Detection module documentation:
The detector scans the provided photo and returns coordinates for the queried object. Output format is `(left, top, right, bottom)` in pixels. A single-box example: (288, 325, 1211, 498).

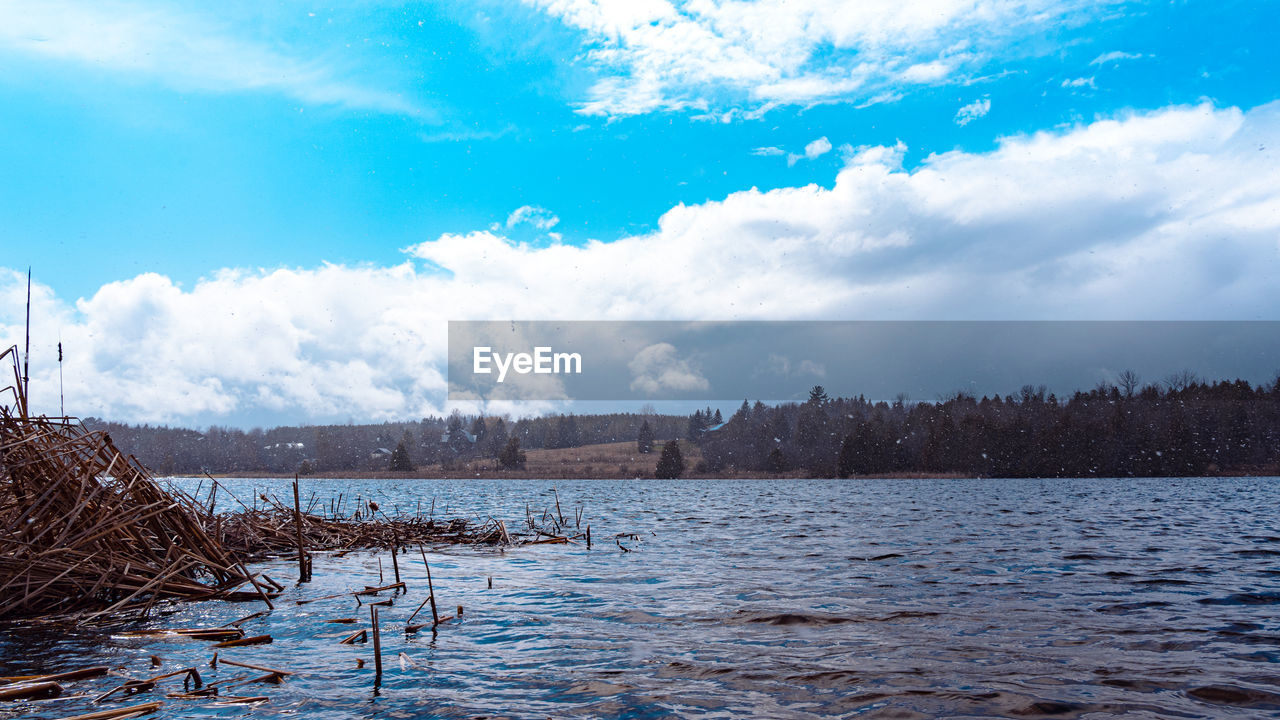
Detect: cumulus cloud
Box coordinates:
(4, 101, 1279, 425)
(0, 0, 420, 116)
(787, 136, 833, 166)
(954, 98, 991, 125)
(627, 343, 711, 395)
(520, 0, 1113, 116)
(506, 205, 561, 231)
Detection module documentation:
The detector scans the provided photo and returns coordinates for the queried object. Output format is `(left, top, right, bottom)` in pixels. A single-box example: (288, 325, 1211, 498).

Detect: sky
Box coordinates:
(1, 0, 1278, 427)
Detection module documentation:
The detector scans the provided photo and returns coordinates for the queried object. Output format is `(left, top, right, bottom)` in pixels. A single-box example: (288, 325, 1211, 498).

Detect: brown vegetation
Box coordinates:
(0, 345, 256, 619)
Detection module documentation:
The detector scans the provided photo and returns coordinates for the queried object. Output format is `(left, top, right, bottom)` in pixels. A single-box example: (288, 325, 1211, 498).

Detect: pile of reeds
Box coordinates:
(214, 496, 501, 560)
(0, 347, 253, 620)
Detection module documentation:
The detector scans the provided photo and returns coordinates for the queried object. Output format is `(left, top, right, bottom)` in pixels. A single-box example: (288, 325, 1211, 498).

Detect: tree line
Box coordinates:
(83, 411, 688, 475)
(82, 373, 1279, 478)
(698, 375, 1280, 477)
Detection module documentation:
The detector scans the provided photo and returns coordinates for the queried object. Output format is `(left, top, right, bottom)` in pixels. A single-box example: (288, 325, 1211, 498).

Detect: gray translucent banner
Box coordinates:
(447, 321, 1280, 403)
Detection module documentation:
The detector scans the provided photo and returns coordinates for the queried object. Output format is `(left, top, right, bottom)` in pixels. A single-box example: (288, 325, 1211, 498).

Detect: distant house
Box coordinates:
(439, 431, 477, 444)
(370, 447, 393, 461)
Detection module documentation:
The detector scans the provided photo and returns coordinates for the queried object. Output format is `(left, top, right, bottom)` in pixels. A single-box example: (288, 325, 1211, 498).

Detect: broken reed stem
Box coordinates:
(405, 595, 431, 626)
(370, 605, 383, 678)
(292, 477, 308, 582)
(235, 561, 274, 611)
(389, 533, 401, 586)
(418, 545, 440, 628)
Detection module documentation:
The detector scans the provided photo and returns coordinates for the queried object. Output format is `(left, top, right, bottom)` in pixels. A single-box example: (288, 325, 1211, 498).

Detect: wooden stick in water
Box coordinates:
(0, 681, 62, 700)
(370, 606, 383, 678)
(338, 629, 367, 644)
(53, 701, 164, 720)
(389, 537, 401, 586)
(234, 561, 273, 611)
(292, 477, 308, 582)
(217, 658, 293, 676)
(418, 545, 440, 627)
(405, 595, 431, 626)
(356, 582, 404, 595)
(222, 611, 268, 629)
(211, 634, 272, 648)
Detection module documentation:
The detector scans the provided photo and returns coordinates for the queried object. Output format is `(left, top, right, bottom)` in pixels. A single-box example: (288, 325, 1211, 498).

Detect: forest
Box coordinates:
(84, 373, 1280, 478)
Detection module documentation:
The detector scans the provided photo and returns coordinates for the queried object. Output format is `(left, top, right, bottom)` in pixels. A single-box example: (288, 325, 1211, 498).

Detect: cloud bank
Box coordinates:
(3, 102, 1278, 425)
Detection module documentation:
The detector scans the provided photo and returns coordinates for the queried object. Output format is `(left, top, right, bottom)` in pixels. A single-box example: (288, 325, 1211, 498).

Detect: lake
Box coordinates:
(3, 477, 1279, 719)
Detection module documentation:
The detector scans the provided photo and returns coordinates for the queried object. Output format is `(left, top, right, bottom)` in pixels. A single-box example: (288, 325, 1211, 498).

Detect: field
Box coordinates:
(211, 441, 978, 480)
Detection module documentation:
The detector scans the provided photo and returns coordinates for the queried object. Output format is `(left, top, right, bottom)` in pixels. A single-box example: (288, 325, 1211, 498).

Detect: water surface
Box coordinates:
(3, 477, 1279, 718)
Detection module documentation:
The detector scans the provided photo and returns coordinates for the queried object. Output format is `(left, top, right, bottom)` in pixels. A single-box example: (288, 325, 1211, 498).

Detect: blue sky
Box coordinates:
(1, 0, 1278, 426)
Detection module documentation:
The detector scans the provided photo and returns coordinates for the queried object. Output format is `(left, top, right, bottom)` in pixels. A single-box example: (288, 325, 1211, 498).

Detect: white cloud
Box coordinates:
(521, 0, 1112, 116)
(955, 98, 991, 125)
(900, 60, 951, 84)
(805, 136, 833, 159)
(788, 135, 832, 165)
(506, 205, 561, 231)
(761, 354, 826, 378)
(627, 343, 710, 395)
(752, 146, 786, 156)
(5, 102, 1279, 425)
(0, 0, 420, 115)
(1062, 76, 1097, 89)
(1091, 51, 1145, 65)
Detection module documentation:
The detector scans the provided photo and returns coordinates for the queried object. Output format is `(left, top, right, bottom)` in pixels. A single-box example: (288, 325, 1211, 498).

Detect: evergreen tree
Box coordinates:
(551, 414, 581, 449)
(655, 439, 685, 479)
(713, 408, 723, 424)
(808, 385, 830, 405)
(498, 437, 526, 470)
(389, 439, 414, 472)
(637, 419, 654, 454)
(470, 416, 487, 443)
(686, 410, 706, 441)
(486, 418, 509, 457)
(766, 447, 786, 474)
(836, 434, 856, 478)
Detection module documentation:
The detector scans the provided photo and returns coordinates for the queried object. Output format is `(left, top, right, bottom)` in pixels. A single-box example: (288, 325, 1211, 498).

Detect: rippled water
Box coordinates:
(4, 477, 1280, 719)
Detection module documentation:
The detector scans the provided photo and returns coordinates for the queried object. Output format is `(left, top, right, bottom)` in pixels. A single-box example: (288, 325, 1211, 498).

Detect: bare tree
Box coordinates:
(1117, 370, 1141, 398)
(1163, 369, 1199, 392)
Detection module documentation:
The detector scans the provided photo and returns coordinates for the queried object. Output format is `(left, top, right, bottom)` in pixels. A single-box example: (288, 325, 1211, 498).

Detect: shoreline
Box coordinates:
(193, 468, 1278, 481)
